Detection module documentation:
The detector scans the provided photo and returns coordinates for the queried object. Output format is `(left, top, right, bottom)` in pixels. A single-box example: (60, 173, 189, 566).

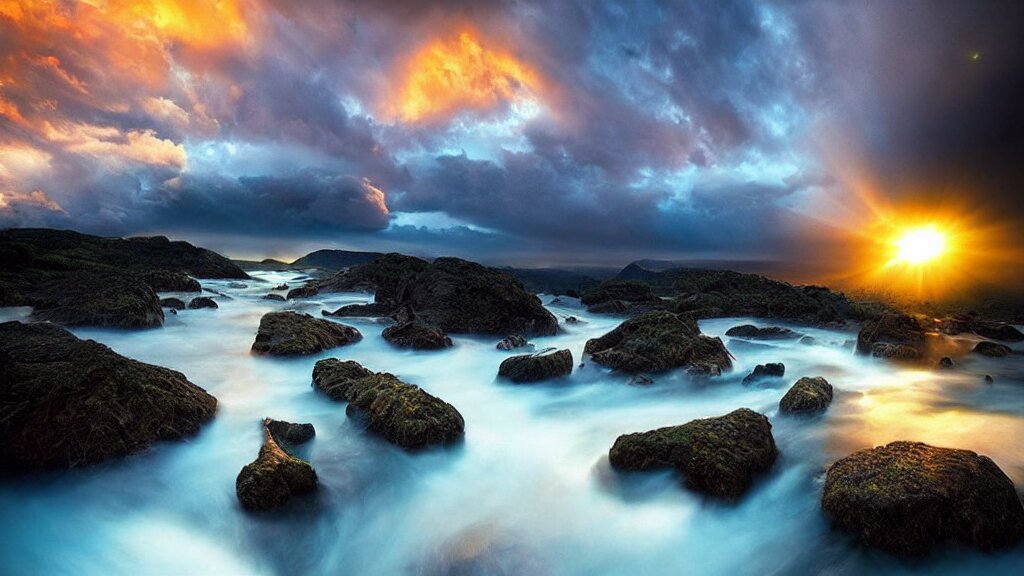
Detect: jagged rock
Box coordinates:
(311, 359, 464, 449)
(30, 273, 164, 329)
(741, 362, 785, 385)
(286, 285, 319, 300)
(235, 419, 317, 511)
(609, 408, 777, 499)
(584, 311, 732, 374)
(938, 356, 955, 369)
(580, 280, 664, 314)
(187, 296, 218, 309)
(497, 349, 573, 383)
(274, 283, 289, 291)
(973, 341, 1012, 357)
(856, 314, 925, 358)
(142, 270, 201, 292)
(381, 306, 453, 350)
(779, 376, 833, 413)
(871, 343, 922, 360)
(822, 441, 1024, 555)
(160, 297, 186, 310)
(938, 316, 1024, 342)
(496, 335, 530, 351)
(265, 418, 315, 445)
(725, 324, 801, 339)
(0, 321, 217, 473)
(263, 293, 286, 301)
(251, 311, 361, 356)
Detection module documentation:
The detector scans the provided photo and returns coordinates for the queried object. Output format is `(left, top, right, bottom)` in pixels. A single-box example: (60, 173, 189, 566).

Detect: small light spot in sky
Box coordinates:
(971, 51, 981, 61)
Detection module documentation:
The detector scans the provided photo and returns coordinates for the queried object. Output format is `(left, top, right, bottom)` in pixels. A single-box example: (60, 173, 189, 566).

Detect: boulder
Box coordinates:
(580, 280, 664, 315)
(584, 311, 732, 374)
(381, 306, 452, 350)
(187, 296, 218, 309)
(0, 321, 217, 473)
(30, 273, 164, 329)
(251, 311, 361, 356)
(822, 441, 1024, 555)
(265, 418, 315, 445)
(496, 334, 531, 351)
(973, 341, 1012, 357)
(262, 293, 286, 302)
(799, 335, 817, 346)
(273, 283, 289, 291)
(311, 359, 464, 449)
(160, 297, 186, 310)
(608, 408, 777, 499)
(938, 316, 1024, 342)
(779, 376, 833, 413)
(725, 324, 801, 339)
(741, 362, 785, 385)
(235, 419, 317, 511)
(286, 285, 319, 300)
(141, 270, 201, 292)
(938, 356, 955, 369)
(497, 349, 573, 383)
(856, 314, 925, 357)
(871, 343, 922, 360)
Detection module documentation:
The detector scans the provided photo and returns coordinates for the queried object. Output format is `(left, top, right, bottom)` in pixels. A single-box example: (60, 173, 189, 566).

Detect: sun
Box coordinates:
(891, 225, 947, 265)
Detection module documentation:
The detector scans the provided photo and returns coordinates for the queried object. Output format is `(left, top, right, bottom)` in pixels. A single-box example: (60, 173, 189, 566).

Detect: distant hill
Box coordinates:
(290, 249, 383, 271)
(501, 267, 609, 296)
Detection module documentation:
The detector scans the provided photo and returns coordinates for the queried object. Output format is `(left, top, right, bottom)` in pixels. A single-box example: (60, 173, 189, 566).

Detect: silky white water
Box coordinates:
(1, 270, 1022, 575)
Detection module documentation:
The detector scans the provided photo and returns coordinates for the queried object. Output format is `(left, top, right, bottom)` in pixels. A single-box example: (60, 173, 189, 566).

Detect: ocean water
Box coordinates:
(1, 270, 1022, 575)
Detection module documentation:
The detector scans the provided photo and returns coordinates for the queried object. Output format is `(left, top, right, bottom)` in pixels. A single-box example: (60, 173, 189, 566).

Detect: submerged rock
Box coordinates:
(973, 341, 1012, 357)
(262, 293, 286, 302)
(187, 296, 218, 309)
(235, 419, 317, 511)
(496, 334, 531, 351)
(779, 376, 833, 414)
(608, 408, 777, 499)
(381, 306, 453, 350)
(741, 362, 785, 385)
(312, 359, 464, 449)
(251, 311, 361, 356)
(0, 321, 217, 474)
(273, 283, 289, 291)
(856, 314, 925, 358)
(584, 311, 732, 374)
(160, 297, 186, 310)
(497, 349, 573, 383)
(725, 324, 801, 339)
(822, 441, 1024, 556)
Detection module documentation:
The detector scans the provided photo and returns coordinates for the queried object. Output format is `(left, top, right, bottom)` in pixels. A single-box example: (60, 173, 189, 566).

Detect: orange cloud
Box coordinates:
(0, 189, 64, 213)
(392, 30, 547, 124)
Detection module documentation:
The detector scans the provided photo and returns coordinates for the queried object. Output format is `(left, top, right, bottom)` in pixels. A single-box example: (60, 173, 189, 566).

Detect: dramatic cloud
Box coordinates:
(2, 0, 1021, 271)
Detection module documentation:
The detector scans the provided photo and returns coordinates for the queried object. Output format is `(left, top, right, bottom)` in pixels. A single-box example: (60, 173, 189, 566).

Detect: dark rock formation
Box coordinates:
(265, 418, 315, 445)
(274, 283, 289, 291)
(822, 441, 1024, 555)
(381, 306, 452, 350)
(286, 285, 319, 299)
(496, 334, 530, 351)
(142, 270, 201, 292)
(311, 359, 464, 449)
(799, 335, 817, 346)
(187, 296, 218, 310)
(317, 255, 558, 336)
(584, 311, 732, 374)
(741, 362, 785, 385)
(779, 376, 833, 413)
(251, 311, 361, 356)
(235, 419, 317, 511)
(289, 249, 383, 271)
(608, 408, 777, 499)
(497, 349, 573, 383)
(938, 356, 955, 369)
(856, 314, 926, 358)
(0, 321, 217, 474)
(725, 324, 801, 339)
(938, 316, 1024, 342)
(263, 293, 286, 302)
(580, 280, 664, 315)
(160, 297, 186, 310)
(973, 341, 1012, 357)
(29, 273, 164, 328)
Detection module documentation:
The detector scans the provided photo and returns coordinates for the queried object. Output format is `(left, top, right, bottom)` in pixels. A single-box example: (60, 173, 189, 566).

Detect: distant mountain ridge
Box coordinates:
(234, 249, 383, 273)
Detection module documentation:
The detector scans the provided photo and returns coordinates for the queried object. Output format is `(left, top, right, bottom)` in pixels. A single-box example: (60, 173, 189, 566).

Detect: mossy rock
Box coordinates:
(381, 309, 453, 350)
(0, 321, 217, 473)
(236, 420, 317, 511)
(608, 408, 777, 499)
(779, 376, 833, 413)
(725, 324, 800, 339)
(141, 270, 201, 292)
(187, 296, 218, 310)
(312, 359, 464, 449)
(741, 362, 785, 385)
(822, 441, 1024, 555)
(497, 349, 573, 383)
(251, 311, 361, 356)
(973, 341, 1012, 357)
(265, 418, 315, 445)
(31, 273, 164, 328)
(160, 297, 186, 310)
(584, 311, 732, 374)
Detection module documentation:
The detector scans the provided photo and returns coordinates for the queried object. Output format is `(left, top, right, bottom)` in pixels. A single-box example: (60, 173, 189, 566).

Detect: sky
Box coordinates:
(1, 0, 1022, 279)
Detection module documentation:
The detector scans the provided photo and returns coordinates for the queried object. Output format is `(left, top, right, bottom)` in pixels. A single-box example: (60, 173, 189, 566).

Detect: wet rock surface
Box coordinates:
(856, 314, 925, 358)
(235, 419, 317, 511)
(381, 306, 453, 350)
(497, 349, 573, 383)
(779, 376, 833, 413)
(741, 362, 785, 385)
(496, 334, 531, 351)
(584, 311, 732, 374)
(973, 341, 1012, 357)
(822, 441, 1024, 556)
(187, 296, 218, 309)
(725, 324, 801, 339)
(251, 311, 361, 356)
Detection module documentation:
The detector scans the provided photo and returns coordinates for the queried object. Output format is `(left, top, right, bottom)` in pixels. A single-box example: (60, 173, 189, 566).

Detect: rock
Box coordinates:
(286, 285, 319, 299)
(0, 322, 217, 473)
(323, 302, 394, 318)
(311, 359, 464, 449)
(417, 524, 544, 576)
(263, 293, 286, 301)
(497, 349, 573, 383)
(381, 306, 453, 350)
(856, 314, 925, 357)
(984, 374, 994, 384)
(30, 273, 164, 329)
(822, 441, 1024, 556)
(565, 316, 580, 324)
(938, 316, 1024, 342)
(496, 334, 530, 351)
(273, 283, 289, 291)
(799, 335, 817, 346)
(779, 376, 833, 413)
(580, 280, 664, 315)
(938, 356, 955, 369)
(973, 341, 1012, 357)
(187, 296, 218, 309)
(235, 419, 317, 511)
(584, 311, 732, 374)
(871, 343, 922, 360)
(160, 297, 186, 310)
(725, 324, 801, 339)
(141, 270, 201, 292)
(317, 255, 559, 336)
(630, 374, 654, 385)
(251, 311, 361, 356)
(741, 362, 785, 385)
(227, 282, 248, 289)
(587, 300, 629, 314)
(608, 408, 777, 499)
(265, 418, 315, 445)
